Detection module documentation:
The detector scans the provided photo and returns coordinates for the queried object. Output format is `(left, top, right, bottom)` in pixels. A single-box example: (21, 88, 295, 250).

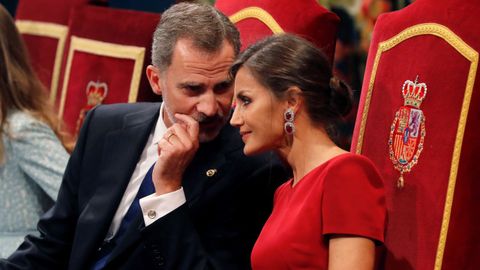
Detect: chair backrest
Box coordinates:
(15, 0, 88, 104)
(351, 0, 480, 269)
(57, 5, 160, 136)
(215, 0, 339, 64)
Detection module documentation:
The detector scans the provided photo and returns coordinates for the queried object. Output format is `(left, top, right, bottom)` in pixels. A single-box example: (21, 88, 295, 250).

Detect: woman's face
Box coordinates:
(230, 66, 286, 155)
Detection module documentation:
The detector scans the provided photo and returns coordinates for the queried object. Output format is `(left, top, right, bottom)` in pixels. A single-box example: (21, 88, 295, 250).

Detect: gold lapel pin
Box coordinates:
(206, 169, 217, 177)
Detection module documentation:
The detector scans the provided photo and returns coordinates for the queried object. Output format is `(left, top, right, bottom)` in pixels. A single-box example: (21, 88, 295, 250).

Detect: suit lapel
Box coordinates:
(182, 142, 226, 206)
(71, 104, 160, 270)
(105, 211, 144, 266)
(183, 124, 243, 207)
(103, 145, 229, 268)
(103, 119, 244, 268)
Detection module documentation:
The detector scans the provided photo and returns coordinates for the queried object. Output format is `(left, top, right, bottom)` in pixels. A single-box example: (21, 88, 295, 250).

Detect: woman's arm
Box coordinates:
(328, 235, 375, 270)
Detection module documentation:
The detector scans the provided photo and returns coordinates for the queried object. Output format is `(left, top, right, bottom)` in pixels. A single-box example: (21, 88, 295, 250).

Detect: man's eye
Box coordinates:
(185, 85, 202, 92)
(214, 81, 232, 94)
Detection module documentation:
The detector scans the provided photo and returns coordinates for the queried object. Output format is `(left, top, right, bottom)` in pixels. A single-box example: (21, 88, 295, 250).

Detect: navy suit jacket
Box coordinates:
(1, 103, 289, 269)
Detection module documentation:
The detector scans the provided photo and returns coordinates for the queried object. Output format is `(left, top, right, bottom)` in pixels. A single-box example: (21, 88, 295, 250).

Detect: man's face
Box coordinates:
(148, 38, 236, 142)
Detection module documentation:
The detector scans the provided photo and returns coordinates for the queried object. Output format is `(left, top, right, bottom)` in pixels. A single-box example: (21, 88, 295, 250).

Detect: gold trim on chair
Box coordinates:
(16, 20, 68, 104)
(229, 7, 284, 34)
(355, 23, 478, 270)
(58, 36, 146, 118)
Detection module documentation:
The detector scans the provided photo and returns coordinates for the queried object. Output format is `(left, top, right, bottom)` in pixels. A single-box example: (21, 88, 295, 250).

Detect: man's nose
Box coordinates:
(196, 91, 219, 116)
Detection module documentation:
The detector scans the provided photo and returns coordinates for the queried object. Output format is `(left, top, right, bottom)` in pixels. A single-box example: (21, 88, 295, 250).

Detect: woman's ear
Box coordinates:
(285, 86, 303, 112)
(146, 65, 162, 95)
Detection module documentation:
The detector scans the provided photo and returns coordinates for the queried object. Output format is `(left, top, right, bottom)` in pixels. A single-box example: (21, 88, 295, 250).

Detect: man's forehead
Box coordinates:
(173, 38, 235, 62)
(176, 75, 232, 88)
(172, 55, 233, 80)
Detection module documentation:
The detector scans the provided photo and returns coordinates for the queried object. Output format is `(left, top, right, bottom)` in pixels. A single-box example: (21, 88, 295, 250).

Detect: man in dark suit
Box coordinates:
(0, 3, 288, 269)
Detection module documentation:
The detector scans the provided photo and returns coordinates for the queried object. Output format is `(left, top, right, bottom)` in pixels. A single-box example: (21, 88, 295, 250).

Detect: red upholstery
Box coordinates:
(351, 0, 480, 269)
(15, 0, 88, 104)
(57, 5, 160, 136)
(215, 0, 339, 64)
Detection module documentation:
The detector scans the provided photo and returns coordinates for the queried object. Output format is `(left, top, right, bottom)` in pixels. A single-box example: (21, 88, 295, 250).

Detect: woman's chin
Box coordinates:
(243, 144, 269, 156)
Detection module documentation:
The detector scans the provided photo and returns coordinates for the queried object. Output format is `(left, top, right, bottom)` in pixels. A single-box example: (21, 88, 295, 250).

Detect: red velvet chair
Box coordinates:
(57, 5, 160, 136)
(351, 0, 480, 269)
(215, 0, 339, 64)
(15, 0, 88, 104)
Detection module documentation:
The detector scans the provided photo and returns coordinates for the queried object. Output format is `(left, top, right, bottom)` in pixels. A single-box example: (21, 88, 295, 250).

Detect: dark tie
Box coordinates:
(91, 163, 156, 270)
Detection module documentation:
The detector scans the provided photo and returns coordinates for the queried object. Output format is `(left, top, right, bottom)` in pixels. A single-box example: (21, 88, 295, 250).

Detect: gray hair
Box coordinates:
(151, 2, 240, 70)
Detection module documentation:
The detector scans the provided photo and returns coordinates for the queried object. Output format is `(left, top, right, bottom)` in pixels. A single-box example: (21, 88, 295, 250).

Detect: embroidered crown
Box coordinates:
(86, 81, 108, 106)
(402, 76, 427, 108)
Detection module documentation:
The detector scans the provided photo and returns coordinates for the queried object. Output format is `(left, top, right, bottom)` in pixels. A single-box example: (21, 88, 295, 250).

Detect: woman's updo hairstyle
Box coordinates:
(230, 33, 353, 140)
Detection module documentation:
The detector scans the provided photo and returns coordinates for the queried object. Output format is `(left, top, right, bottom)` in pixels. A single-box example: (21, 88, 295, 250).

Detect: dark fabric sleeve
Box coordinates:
(322, 155, 386, 243)
(134, 154, 289, 270)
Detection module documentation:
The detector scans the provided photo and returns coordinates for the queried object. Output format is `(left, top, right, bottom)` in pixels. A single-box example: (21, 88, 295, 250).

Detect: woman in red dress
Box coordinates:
(230, 34, 386, 270)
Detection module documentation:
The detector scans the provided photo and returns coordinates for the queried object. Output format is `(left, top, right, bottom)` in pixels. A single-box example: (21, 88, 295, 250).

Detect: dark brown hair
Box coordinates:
(230, 33, 353, 141)
(151, 2, 240, 71)
(0, 4, 71, 162)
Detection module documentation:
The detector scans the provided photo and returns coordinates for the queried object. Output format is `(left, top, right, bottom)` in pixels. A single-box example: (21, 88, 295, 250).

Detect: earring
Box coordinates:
(284, 108, 295, 135)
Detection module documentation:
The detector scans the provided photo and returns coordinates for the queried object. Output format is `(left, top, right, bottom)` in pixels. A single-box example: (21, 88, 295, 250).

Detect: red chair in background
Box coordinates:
(15, 0, 88, 104)
(57, 5, 160, 136)
(215, 0, 338, 64)
(351, 0, 480, 269)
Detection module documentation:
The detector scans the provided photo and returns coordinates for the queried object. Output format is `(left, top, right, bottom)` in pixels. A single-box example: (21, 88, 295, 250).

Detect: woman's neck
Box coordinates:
(278, 121, 347, 187)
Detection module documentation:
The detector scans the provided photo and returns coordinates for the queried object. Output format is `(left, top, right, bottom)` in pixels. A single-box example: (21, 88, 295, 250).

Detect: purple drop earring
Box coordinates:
(284, 108, 295, 135)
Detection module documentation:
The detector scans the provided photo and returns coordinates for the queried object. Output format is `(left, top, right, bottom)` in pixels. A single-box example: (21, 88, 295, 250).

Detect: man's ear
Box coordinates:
(285, 86, 303, 112)
(146, 65, 162, 95)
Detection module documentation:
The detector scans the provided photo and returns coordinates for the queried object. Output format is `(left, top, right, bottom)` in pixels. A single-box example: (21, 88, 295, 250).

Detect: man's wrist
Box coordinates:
(153, 180, 182, 195)
(139, 187, 186, 226)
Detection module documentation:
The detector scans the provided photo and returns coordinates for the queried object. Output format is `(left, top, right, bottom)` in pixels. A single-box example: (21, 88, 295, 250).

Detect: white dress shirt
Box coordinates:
(105, 104, 186, 240)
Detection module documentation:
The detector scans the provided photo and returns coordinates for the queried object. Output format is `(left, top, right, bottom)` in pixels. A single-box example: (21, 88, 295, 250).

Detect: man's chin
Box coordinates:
(198, 127, 223, 143)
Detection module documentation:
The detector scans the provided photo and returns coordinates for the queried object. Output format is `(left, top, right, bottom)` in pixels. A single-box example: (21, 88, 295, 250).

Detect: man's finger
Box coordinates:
(175, 113, 199, 139)
(170, 124, 190, 147)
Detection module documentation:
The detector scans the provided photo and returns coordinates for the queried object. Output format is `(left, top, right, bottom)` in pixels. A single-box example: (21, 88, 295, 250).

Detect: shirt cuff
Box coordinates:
(139, 187, 186, 226)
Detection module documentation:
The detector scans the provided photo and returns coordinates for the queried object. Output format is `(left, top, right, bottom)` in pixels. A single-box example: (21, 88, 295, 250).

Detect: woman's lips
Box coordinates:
(240, 131, 251, 142)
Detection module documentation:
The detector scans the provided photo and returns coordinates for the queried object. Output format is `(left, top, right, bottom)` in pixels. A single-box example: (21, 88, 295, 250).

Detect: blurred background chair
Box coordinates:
(56, 5, 160, 137)
(14, 0, 88, 105)
(351, 0, 480, 269)
(215, 0, 338, 64)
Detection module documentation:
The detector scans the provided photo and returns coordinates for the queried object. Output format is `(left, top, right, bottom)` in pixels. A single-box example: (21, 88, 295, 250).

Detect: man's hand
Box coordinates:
(152, 113, 199, 195)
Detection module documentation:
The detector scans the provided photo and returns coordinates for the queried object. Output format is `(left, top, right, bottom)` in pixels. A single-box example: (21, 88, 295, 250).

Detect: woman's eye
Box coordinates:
(239, 95, 251, 106)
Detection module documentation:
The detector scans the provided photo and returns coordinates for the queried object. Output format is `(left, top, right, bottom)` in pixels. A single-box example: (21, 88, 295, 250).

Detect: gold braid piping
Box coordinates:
(58, 36, 145, 118)
(229, 6, 284, 34)
(16, 20, 68, 104)
(356, 23, 478, 270)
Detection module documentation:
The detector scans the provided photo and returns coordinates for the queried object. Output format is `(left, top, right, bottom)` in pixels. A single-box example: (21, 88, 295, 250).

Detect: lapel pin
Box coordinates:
(206, 169, 217, 177)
